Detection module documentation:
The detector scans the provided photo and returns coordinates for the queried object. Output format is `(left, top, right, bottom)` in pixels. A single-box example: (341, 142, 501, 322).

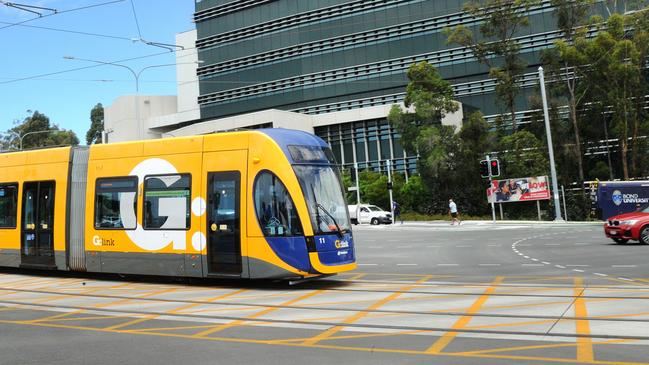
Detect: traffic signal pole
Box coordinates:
(486, 155, 496, 223)
(387, 161, 394, 225)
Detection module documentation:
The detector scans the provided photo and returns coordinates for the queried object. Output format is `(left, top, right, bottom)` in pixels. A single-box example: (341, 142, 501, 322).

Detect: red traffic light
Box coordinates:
(491, 161, 497, 167)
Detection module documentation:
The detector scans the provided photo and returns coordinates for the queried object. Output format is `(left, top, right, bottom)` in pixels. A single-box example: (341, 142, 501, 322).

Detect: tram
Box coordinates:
(0, 129, 356, 279)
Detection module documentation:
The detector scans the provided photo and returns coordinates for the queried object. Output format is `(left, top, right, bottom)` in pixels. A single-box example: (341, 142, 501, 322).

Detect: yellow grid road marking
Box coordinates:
(301, 275, 433, 346)
(166, 288, 249, 314)
(193, 289, 325, 337)
(574, 277, 594, 362)
(457, 338, 634, 355)
(426, 276, 504, 354)
(104, 315, 158, 330)
(2, 318, 649, 365)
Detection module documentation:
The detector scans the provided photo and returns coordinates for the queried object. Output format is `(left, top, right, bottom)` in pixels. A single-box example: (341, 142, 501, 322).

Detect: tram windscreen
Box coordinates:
(293, 165, 351, 235)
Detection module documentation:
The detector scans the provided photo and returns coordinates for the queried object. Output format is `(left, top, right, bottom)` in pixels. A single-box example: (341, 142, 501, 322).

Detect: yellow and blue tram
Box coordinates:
(0, 129, 356, 279)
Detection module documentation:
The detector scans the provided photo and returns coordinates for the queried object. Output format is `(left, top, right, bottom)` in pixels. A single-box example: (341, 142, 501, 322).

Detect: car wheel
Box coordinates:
(370, 218, 379, 225)
(612, 238, 628, 244)
(640, 226, 649, 245)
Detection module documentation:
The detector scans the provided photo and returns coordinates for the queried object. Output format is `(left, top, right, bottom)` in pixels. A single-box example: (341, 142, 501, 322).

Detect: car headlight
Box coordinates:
(619, 220, 638, 225)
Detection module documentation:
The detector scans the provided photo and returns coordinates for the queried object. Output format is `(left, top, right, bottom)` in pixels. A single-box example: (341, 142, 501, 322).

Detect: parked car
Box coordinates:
(348, 204, 392, 225)
(604, 204, 649, 244)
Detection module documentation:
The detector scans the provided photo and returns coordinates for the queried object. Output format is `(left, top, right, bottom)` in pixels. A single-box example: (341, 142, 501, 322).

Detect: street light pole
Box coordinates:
(19, 130, 52, 150)
(539, 66, 564, 222)
(63, 57, 203, 140)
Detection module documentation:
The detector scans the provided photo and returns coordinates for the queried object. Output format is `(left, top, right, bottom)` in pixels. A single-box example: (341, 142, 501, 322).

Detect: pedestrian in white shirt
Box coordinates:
(448, 198, 460, 225)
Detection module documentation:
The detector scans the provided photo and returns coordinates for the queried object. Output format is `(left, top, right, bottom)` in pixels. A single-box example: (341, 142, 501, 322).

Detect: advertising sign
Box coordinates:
(594, 181, 649, 220)
(487, 176, 551, 203)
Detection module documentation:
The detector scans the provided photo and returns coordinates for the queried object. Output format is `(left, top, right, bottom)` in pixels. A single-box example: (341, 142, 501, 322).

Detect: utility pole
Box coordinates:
(486, 155, 496, 223)
(539, 67, 564, 221)
(387, 160, 394, 225)
(354, 162, 360, 204)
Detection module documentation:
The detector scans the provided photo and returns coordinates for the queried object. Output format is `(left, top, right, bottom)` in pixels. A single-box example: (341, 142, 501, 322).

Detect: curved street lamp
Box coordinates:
(6, 130, 52, 150)
(63, 56, 203, 140)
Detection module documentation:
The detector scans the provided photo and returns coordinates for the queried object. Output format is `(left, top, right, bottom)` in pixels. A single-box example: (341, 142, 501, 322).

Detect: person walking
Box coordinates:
(448, 198, 460, 225)
(392, 201, 402, 224)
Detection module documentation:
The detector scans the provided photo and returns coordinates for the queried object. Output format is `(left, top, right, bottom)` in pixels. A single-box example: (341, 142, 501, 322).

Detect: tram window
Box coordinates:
(143, 174, 191, 230)
(254, 171, 302, 237)
(0, 183, 18, 228)
(288, 145, 336, 164)
(94, 177, 138, 230)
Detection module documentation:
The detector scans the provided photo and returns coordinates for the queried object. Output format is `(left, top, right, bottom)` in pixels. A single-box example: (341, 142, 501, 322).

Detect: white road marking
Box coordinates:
(617, 277, 635, 282)
(397, 264, 418, 266)
(437, 264, 459, 266)
(456, 245, 473, 248)
(542, 262, 551, 265)
(566, 265, 590, 267)
(594, 273, 608, 277)
(479, 264, 501, 266)
(612, 265, 638, 268)
(545, 243, 561, 246)
(573, 269, 585, 273)
(522, 264, 543, 266)
(555, 265, 566, 269)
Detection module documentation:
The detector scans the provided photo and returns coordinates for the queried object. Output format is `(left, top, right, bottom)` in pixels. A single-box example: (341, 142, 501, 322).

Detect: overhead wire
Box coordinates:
(0, 0, 126, 30)
(129, 0, 142, 39)
(0, 21, 133, 41)
(0, 50, 183, 85)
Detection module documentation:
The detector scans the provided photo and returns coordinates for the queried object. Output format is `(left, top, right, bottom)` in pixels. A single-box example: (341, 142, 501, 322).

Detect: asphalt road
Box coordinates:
(351, 222, 649, 283)
(1, 222, 648, 365)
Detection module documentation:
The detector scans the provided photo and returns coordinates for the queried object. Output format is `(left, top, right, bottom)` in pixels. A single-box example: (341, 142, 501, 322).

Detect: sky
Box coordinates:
(0, 0, 196, 144)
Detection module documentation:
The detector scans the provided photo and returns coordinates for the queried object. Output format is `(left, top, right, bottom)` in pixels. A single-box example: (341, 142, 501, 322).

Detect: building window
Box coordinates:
(143, 174, 191, 230)
(0, 183, 18, 228)
(95, 177, 138, 229)
(253, 171, 302, 237)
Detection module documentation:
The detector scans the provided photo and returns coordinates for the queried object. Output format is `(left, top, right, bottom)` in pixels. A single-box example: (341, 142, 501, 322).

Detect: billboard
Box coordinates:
(487, 176, 551, 203)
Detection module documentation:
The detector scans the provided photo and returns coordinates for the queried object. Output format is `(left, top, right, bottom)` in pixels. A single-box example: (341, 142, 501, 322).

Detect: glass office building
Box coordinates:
(192, 0, 610, 173)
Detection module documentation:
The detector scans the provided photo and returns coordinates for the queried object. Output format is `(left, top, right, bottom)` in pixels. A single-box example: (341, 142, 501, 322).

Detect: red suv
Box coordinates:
(604, 204, 649, 244)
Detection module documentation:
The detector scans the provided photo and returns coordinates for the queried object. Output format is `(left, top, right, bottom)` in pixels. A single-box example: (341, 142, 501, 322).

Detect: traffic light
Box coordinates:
(387, 181, 393, 190)
(479, 160, 489, 178)
(490, 159, 500, 177)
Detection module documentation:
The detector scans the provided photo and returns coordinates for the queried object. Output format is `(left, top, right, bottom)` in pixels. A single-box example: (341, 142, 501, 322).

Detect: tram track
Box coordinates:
(1, 296, 648, 342)
(1, 284, 648, 326)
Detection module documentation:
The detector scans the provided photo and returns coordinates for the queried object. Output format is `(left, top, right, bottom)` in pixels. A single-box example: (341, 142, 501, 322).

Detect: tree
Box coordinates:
(576, 14, 646, 179)
(499, 130, 549, 177)
(1, 111, 79, 150)
(388, 62, 458, 152)
(447, 0, 538, 131)
(86, 103, 104, 145)
(550, 0, 594, 183)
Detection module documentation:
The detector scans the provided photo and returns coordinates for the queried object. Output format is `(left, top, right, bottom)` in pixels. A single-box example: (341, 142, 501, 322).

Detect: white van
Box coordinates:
(348, 204, 392, 225)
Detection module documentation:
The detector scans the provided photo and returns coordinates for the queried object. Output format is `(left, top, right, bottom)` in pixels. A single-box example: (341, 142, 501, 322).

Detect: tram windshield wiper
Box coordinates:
(316, 203, 344, 237)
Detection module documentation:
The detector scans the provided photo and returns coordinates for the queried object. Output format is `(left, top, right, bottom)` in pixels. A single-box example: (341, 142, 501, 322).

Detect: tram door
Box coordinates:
(202, 150, 246, 276)
(21, 181, 56, 268)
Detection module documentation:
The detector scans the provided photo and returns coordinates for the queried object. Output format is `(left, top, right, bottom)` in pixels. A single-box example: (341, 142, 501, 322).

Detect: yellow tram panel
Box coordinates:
(0, 147, 71, 254)
(85, 139, 204, 255)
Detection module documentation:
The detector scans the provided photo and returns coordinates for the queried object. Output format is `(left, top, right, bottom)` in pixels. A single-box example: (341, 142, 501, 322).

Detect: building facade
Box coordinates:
(108, 1, 615, 174)
(190, 0, 612, 172)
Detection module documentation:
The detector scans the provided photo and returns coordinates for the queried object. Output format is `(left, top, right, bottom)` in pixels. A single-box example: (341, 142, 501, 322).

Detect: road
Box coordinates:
(1, 222, 648, 365)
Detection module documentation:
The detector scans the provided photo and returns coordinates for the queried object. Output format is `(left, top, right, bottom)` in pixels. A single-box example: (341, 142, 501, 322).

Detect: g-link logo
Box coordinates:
(92, 235, 116, 247)
(335, 239, 349, 249)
